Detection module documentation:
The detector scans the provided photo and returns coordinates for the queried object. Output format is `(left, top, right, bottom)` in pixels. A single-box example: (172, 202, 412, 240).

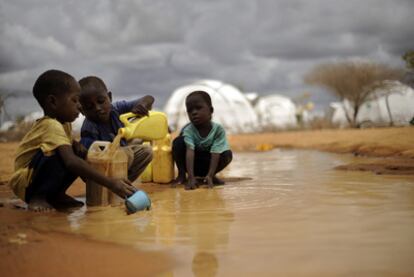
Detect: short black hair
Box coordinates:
(78, 76, 108, 96)
(186, 90, 212, 107)
(33, 69, 77, 108)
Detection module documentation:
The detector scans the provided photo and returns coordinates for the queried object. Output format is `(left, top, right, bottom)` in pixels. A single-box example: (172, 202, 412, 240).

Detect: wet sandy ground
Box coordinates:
(1, 127, 413, 276)
(2, 149, 413, 276)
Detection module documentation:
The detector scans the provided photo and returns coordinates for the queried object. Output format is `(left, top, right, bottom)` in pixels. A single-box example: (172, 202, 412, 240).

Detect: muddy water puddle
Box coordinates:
(32, 149, 414, 276)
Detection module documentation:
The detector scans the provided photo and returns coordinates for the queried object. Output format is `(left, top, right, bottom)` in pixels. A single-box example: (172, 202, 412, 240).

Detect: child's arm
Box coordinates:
(131, 95, 154, 117)
(72, 140, 88, 159)
(57, 145, 137, 198)
(205, 153, 220, 188)
(185, 148, 197, 190)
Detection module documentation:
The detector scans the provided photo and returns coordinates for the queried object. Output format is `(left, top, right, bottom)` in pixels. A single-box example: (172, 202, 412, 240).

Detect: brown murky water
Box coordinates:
(32, 150, 414, 276)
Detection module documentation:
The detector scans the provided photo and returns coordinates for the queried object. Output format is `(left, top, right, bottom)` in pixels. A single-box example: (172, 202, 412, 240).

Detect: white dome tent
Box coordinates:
(328, 102, 349, 128)
(254, 95, 298, 130)
(329, 81, 414, 127)
(164, 80, 259, 134)
(357, 81, 414, 126)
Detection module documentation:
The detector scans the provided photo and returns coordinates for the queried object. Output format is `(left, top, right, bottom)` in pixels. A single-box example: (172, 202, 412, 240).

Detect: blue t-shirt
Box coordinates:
(182, 122, 230, 153)
(80, 100, 138, 149)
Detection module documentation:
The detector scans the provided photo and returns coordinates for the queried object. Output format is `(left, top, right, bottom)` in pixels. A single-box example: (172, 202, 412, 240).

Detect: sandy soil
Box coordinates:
(228, 126, 414, 157)
(228, 126, 414, 175)
(0, 127, 413, 276)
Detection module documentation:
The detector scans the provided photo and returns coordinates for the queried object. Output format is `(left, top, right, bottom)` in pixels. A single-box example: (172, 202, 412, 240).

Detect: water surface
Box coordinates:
(32, 149, 414, 276)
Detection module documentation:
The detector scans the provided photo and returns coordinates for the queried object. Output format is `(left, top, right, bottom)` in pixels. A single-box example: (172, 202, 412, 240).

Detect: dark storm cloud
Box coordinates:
(250, 0, 414, 60)
(0, 0, 412, 111)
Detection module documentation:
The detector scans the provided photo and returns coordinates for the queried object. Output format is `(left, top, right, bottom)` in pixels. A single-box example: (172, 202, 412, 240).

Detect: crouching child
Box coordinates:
(9, 70, 136, 211)
(172, 91, 233, 190)
(78, 76, 153, 183)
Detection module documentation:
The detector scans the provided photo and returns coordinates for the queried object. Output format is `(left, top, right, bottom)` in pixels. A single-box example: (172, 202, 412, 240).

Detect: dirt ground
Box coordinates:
(0, 126, 413, 276)
(228, 126, 414, 175)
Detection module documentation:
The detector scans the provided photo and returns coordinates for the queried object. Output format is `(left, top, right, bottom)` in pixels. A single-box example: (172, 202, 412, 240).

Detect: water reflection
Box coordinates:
(28, 149, 414, 276)
(192, 252, 218, 277)
(51, 188, 234, 255)
(158, 188, 233, 276)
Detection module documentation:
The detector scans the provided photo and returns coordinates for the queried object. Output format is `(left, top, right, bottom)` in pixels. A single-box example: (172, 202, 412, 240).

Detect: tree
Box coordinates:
(304, 61, 403, 127)
(402, 50, 414, 88)
(403, 50, 414, 69)
(0, 93, 11, 126)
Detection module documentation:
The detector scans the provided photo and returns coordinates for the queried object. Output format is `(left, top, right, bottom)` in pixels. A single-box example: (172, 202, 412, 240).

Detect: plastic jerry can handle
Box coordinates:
(119, 112, 147, 126)
(119, 112, 149, 139)
(119, 111, 168, 141)
(88, 141, 111, 153)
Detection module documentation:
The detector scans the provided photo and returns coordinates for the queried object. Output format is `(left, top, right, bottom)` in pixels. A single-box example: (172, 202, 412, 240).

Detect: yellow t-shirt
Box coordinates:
(9, 117, 72, 200)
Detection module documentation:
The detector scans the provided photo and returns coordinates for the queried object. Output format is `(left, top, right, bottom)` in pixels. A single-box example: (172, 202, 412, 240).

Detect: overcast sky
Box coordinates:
(0, 0, 413, 113)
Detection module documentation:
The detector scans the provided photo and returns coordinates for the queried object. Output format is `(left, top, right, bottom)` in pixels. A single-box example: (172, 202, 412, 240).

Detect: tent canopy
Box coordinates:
(254, 95, 298, 129)
(329, 81, 414, 127)
(164, 80, 259, 134)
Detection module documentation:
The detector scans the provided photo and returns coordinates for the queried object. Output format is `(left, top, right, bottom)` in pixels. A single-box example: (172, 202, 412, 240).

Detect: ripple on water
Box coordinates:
(25, 149, 414, 276)
(217, 182, 293, 210)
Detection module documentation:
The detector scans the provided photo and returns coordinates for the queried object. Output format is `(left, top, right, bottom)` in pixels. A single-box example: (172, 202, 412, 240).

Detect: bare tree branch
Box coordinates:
(304, 61, 404, 127)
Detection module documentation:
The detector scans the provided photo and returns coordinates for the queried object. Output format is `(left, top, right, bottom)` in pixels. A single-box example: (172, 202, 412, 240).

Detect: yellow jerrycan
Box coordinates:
(119, 111, 168, 141)
(152, 134, 174, 183)
(86, 141, 128, 206)
(140, 142, 153, 183)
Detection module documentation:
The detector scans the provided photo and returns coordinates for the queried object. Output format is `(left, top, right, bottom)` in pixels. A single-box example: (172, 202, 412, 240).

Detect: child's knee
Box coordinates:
(142, 144, 153, 160)
(222, 150, 233, 164)
(172, 136, 185, 150)
(130, 144, 153, 166)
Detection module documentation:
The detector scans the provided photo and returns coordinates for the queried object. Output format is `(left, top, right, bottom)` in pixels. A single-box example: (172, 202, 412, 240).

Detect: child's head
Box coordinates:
(185, 91, 213, 126)
(78, 76, 112, 124)
(33, 69, 81, 123)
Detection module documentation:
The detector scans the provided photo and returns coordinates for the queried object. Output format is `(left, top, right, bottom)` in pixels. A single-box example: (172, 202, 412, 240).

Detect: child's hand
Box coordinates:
(185, 177, 197, 190)
(110, 178, 137, 198)
(132, 95, 154, 116)
(131, 104, 149, 117)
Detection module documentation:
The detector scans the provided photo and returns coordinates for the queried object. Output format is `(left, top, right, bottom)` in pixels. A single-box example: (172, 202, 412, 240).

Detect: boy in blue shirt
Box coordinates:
(10, 70, 137, 211)
(172, 91, 233, 190)
(79, 76, 154, 183)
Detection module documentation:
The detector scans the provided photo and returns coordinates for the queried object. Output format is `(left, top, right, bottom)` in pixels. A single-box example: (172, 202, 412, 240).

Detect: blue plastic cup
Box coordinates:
(125, 190, 151, 213)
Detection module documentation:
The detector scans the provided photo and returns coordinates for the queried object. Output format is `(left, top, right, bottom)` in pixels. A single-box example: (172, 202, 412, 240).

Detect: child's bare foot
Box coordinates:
(212, 176, 225, 185)
(28, 197, 54, 212)
(185, 184, 197, 190)
(50, 194, 84, 209)
(203, 176, 214, 188)
(185, 178, 197, 190)
(171, 175, 187, 188)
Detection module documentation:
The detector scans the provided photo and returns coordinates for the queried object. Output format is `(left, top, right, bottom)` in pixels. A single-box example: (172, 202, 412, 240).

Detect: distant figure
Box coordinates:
(172, 91, 232, 190)
(78, 76, 153, 182)
(9, 70, 137, 212)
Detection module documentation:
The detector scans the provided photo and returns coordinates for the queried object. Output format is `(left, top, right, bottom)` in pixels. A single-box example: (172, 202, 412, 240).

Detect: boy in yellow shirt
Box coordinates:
(9, 70, 137, 211)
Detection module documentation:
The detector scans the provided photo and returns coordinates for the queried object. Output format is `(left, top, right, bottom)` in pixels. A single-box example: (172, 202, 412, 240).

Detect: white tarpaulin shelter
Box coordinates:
(164, 80, 259, 134)
(329, 81, 414, 127)
(254, 95, 298, 130)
